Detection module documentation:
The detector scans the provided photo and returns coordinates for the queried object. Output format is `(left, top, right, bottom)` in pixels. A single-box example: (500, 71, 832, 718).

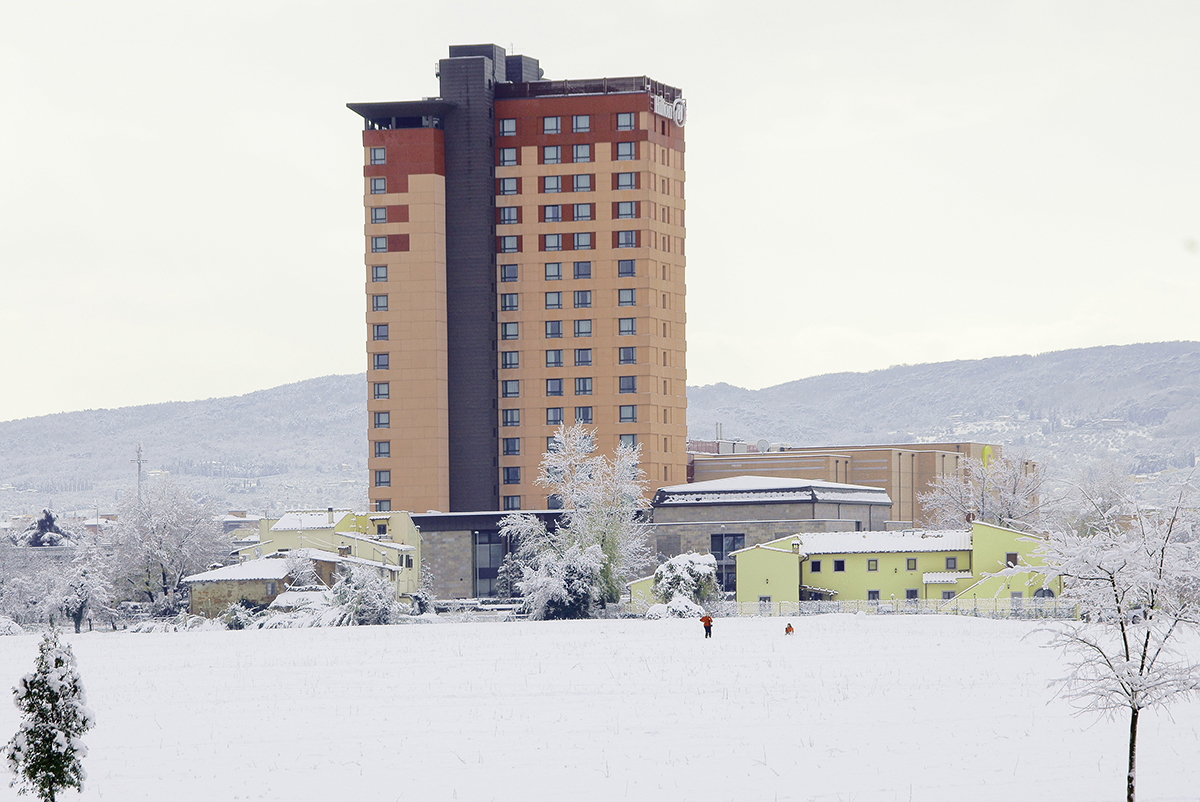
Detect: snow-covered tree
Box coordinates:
(111, 480, 228, 613)
(652, 552, 719, 608)
(1026, 482, 1200, 802)
(324, 565, 404, 626)
(58, 549, 112, 634)
(5, 631, 94, 801)
(918, 453, 1047, 530)
(8, 512, 76, 548)
(500, 423, 654, 619)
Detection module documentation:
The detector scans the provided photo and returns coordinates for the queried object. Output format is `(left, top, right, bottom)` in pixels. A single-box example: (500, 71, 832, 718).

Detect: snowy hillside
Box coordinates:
(689, 341, 1200, 477)
(0, 617, 1196, 801)
(2, 342, 1198, 517)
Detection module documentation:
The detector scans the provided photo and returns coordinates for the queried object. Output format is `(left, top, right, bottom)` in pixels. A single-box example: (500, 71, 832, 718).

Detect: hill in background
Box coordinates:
(3, 342, 1197, 517)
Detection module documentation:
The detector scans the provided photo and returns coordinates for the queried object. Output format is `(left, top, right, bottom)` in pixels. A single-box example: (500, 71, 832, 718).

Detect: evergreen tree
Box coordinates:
(5, 631, 94, 801)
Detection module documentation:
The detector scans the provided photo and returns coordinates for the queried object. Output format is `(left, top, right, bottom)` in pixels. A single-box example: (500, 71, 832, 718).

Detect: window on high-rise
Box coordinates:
(373, 382, 389, 399)
(572, 174, 592, 193)
(369, 147, 386, 164)
(619, 405, 637, 423)
(502, 437, 520, 455)
(499, 177, 518, 195)
(543, 234, 562, 252)
(617, 231, 637, 248)
(573, 261, 591, 279)
(370, 177, 386, 194)
(618, 289, 635, 306)
(545, 350, 563, 368)
(501, 380, 519, 398)
(502, 409, 520, 427)
(615, 172, 635, 190)
(572, 115, 590, 133)
(546, 407, 564, 425)
(616, 201, 636, 220)
(500, 293, 518, 311)
(616, 112, 635, 131)
(501, 351, 519, 369)
(618, 318, 636, 336)
(575, 377, 592, 395)
(500, 322, 518, 340)
(544, 321, 562, 339)
(545, 262, 562, 281)
(573, 290, 591, 308)
(617, 259, 635, 277)
(545, 291, 562, 309)
(572, 144, 590, 163)
(575, 406, 593, 424)
(619, 376, 637, 394)
(543, 145, 561, 165)
(619, 433, 637, 448)
(546, 378, 563, 397)
(371, 207, 387, 224)
(372, 265, 387, 282)
(373, 353, 389, 370)
(374, 470, 391, 487)
(498, 207, 518, 225)
(573, 203, 592, 221)
(616, 142, 636, 161)
(574, 348, 591, 366)
(503, 495, 521, 511)
(619, 347, 636, 365)
(543, 176, 561, 193)
(371, 237, 387, 253)
(503, 467, 520, 485)
(373, 324, 388, 341)
(573, 232, 592, 250)
(543, 116, 561, 135)
(374, 441, 390, 458)
(500, 264, 518, 282)
(498, 147, 517, 166)
(574, 320, 592, 338)
(498, 118, 516, 136)
(543, 205, 562, 222)
(499, 236, 519, 253)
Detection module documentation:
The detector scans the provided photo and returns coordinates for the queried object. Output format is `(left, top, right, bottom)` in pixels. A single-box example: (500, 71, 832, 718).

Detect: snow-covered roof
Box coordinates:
(269, 590, 331, 609)
(922, 571, 974, 585)
(653, 476, 891, 507)
(288, 548, 402, 571)
(182, 559, 292, 584)
(762, 530, 972, 556)
(224, 513, 262, 523)
(270, 510, 354, 531)
(800, 585, 838, 596)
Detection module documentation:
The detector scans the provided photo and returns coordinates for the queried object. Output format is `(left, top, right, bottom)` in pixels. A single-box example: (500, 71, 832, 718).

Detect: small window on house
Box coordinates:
(1006, 552, 1019, 568)
(867, 590, 880, 601)
(833, 560, 845, 572)
(906, 558, 917, 571)
(906, 589, 919, 600)
(867, 559, 878, 572)
(946, 557, 958, 570)
(809, 560, 822, 573)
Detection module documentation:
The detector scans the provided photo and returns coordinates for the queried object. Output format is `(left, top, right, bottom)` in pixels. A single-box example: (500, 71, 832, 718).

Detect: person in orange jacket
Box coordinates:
(700, 614, 713, 638)
(785, 622, 794, 635)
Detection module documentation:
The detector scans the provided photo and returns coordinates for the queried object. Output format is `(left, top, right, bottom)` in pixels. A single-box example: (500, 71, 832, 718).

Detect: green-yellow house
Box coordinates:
(238, 509, 422, 598)
(732, 521, 1062, 607)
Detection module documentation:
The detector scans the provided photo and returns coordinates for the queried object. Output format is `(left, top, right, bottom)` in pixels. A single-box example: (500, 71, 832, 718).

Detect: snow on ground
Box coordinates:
(1, 615, 1198, 801)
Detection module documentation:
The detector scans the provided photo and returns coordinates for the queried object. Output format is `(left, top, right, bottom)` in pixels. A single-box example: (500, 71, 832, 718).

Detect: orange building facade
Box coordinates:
(351, 44, 687, 514)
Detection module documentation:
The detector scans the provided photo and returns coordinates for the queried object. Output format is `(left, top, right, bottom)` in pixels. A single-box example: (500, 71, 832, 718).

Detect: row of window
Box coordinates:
(501, 260, 636, 281)
(809, 557, 961, 573)
(501, 288, 635, 310)
(500, 376, 638, 397)
(498, 434, 637, 457)
(500, 318, 637, 339)
(497, 141, 638, 166)
(497, 172, 639, 195)
(501, 347, 638, 369)
(498, 232, 638, 252)
(498, 112, 637, 137)
(497, 202, 640, 223)
(500, 406, 638, 427)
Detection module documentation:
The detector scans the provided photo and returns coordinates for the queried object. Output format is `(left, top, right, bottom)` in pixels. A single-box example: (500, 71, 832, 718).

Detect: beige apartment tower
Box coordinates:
(350, 44, 687, 513)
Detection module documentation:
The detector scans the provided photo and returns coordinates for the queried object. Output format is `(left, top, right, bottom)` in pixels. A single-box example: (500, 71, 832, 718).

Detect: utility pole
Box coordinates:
(131, 443, 147, 502)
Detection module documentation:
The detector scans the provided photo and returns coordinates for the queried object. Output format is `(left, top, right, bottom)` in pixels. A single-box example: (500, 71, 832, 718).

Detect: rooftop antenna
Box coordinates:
(131, 443, 147, 502)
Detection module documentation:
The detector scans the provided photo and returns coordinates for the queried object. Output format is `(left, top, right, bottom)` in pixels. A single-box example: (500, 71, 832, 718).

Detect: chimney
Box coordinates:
(327, 507, 334, 524)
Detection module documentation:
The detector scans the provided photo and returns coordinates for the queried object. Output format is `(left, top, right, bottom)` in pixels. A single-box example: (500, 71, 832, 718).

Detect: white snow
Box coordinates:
(181, 558, 292, 583)
(655, 475, 891, 506)
(0, 617, 1197, 801)
(791, 529, 973, 555)
(268, 510, 353, 531)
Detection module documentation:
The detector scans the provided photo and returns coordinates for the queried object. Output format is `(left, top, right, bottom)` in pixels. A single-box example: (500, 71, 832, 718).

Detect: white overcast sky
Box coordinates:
(2, 1, 1197, 423)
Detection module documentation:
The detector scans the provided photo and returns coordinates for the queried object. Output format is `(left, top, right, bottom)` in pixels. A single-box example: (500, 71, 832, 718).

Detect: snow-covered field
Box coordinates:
(2, 615, 1198, 801)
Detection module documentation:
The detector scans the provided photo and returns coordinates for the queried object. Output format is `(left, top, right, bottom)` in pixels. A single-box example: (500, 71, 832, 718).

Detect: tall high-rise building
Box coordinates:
(350, 44, 687, 514)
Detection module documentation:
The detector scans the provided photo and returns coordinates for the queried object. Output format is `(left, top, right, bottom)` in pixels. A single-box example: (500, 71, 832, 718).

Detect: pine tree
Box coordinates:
(5, 631, 94, 801)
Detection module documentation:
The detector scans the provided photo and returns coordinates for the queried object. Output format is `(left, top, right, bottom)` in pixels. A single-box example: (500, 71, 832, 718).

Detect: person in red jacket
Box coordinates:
(700, 614, 713, 638)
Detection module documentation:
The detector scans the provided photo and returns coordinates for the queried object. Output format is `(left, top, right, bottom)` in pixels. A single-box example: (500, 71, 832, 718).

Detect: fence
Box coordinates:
(701, 597, 1078, 620)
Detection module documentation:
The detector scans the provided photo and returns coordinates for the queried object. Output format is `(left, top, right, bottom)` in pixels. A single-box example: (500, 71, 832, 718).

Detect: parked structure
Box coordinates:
(351, 44, 688, 514)
(731, 521, 1061, 605)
